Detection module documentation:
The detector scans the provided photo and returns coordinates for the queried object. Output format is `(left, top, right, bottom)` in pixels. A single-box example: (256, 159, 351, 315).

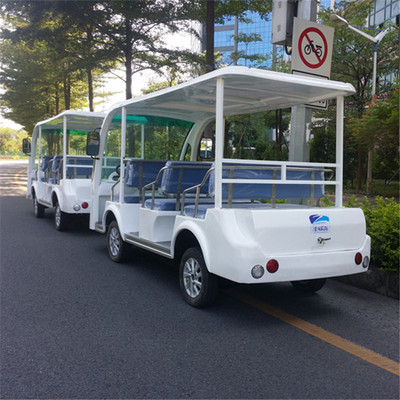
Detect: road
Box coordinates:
(1, 161, 399, 399)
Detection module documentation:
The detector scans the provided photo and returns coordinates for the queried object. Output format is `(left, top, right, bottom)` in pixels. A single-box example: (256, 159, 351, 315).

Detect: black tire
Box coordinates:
(54, 202, 69, 231)
(33, 194, 45, 218)
(179, 247, 219, 308)
(291, 278, 327, 293)
(107, 220, 127, 263)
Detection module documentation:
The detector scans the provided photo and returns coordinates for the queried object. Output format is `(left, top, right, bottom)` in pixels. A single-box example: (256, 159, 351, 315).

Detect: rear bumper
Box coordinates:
(213, 235, 371, 284)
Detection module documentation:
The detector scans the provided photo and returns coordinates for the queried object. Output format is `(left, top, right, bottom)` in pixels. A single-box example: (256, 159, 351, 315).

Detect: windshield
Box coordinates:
(40, 128, 90, 156)
(101, 114, 193, 181)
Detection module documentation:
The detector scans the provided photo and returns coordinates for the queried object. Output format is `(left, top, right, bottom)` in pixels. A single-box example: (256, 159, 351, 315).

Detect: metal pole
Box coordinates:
(366, 45, 378, 195)
(63, 115, 67, 181)
(372, 44, 378, 97)
(120, 107, 127, 204)
(336, 95, 344, 207)
(289, 0, 317, 164)
(214, 77, 224, 209)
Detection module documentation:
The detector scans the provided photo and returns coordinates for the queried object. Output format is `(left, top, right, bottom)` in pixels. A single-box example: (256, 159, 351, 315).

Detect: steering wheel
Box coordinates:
(108, 172, 119, 182)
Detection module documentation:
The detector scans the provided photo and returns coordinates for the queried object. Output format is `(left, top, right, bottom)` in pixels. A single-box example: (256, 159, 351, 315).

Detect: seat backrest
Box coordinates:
(66, 157, 93, 178)
(51, 155, 63, 172)
(208, 163, 325, 200)
(125, 160, 166, 188)
(160, 161, 213, 196)
(40, 156, 53, 171)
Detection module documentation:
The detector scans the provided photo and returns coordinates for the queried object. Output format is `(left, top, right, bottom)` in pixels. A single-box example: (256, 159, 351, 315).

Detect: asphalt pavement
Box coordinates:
(1, 161, 399, 399)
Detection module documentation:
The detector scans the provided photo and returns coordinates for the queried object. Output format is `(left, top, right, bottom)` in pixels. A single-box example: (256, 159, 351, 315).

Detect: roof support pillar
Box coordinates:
(214, 77, 224, 209)
(335, 95, 344, 207)
(119, 106, 127, 204)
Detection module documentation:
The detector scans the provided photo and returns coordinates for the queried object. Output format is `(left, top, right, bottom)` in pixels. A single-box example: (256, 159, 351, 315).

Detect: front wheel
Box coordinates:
(33, 194, 45, 218)
(54, 202, 69, 231)
(179, 247, 219, 308)
(107, 220, 127, 263)
(291, 278, 326, 293)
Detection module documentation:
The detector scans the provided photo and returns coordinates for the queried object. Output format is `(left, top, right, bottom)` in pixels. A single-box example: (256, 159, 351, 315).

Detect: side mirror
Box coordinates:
(22, 138, 31, 154)
(86, 128, 100, 156)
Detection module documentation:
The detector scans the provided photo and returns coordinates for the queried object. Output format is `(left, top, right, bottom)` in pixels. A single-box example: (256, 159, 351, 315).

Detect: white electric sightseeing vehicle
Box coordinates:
(85, 66, 370, 307)
(23, 110, 105, 230)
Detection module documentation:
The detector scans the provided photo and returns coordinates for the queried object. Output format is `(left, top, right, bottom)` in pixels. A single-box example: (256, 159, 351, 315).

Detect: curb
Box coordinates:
(337, 265, 399, 299)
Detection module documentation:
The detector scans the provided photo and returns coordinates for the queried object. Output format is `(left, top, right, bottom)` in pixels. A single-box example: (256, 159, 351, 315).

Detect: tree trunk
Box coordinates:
(125, 16, 133, 99)
(54, 83, 60, 114)
(88, 68, 94, 111)
(356, 149, 365, 193)
(205, 0, 215, 73)
(86, 26, 94, 111)
(63, 76, 71, 110)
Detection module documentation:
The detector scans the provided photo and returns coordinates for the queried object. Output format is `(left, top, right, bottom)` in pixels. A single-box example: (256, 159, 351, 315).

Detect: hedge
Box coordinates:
(345, 196, 399, 274)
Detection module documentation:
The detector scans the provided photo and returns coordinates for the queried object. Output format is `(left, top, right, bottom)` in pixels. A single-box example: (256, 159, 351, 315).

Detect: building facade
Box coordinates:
(214, 0, 335, 68)
(213, 0, 399, 69)
(369, 0, 400, 26)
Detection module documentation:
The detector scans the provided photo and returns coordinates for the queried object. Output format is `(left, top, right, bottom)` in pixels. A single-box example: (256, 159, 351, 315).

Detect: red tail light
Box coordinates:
(266, 259, 279, 273)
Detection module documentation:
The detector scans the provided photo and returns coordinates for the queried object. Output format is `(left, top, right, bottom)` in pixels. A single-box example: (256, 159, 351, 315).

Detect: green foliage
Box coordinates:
(346, 196, 400, 274)
(320, 2, 398, 115)
(0, 1, 111, 131)
(309, 2, 399, 191)
(0, 126, 27, 155)
(224, 110, 289, 160)
(230, 32, 268, 67)
(310, 128, 336, 163)
(347, 83, 399, 185)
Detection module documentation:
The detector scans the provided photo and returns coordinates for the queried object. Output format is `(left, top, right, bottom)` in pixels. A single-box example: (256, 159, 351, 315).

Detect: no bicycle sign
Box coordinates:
(291, 17, 334, 79)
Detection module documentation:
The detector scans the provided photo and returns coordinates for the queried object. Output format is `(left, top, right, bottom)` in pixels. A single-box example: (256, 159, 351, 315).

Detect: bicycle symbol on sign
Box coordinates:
(304, 40, 323, 58)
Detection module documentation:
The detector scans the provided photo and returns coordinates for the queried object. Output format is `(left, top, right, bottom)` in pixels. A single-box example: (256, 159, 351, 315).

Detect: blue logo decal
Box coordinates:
(309, 214, 330, 225)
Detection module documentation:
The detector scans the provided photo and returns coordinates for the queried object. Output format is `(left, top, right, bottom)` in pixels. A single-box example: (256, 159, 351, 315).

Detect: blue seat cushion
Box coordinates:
(144, 197, 213, 211)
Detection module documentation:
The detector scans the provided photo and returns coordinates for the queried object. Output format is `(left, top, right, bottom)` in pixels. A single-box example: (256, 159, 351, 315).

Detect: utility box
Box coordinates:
(271, 0, 318, 46)
(271, 0, 296, 46)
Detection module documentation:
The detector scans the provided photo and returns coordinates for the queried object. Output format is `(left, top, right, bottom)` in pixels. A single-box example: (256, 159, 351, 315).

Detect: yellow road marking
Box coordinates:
(14, 167, 27, 190)
(225, 288, 400, 377)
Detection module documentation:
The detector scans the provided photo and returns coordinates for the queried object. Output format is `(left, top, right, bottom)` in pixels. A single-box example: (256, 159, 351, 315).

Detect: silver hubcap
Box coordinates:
(183, 257, 202, 298)
(109, 227, 120, 257)
(55, 205, 61, 226)
(34, 198, 38, 214)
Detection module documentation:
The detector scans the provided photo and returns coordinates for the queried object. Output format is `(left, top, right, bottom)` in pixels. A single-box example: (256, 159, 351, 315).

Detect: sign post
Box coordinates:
(289, 18, 334, 164)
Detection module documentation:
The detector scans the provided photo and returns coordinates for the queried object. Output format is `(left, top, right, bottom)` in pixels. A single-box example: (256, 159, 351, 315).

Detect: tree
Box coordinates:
(48, 1, 119, 111)
(316, 1, 399, 192)
(0, 1, 104, 131)
(349, 84, 399, 184)
(183, 0, 273, 73)
(230, 32, 268, 67)
(94, 0, 202, 99)
(0, 126, 26, 154)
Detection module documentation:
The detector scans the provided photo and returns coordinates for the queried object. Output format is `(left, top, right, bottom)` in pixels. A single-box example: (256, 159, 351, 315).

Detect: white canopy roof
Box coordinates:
(109, 66, 356, 122)
(32, 110, 105, 136)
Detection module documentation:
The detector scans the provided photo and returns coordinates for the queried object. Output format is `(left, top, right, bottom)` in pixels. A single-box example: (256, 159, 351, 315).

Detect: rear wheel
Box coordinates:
(54, 202, 69, 231)
(107, 220, 127, 263)
(291, 278, 327, 293)
(33, 194, 45, 218)
(179, 247, 219, 308)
